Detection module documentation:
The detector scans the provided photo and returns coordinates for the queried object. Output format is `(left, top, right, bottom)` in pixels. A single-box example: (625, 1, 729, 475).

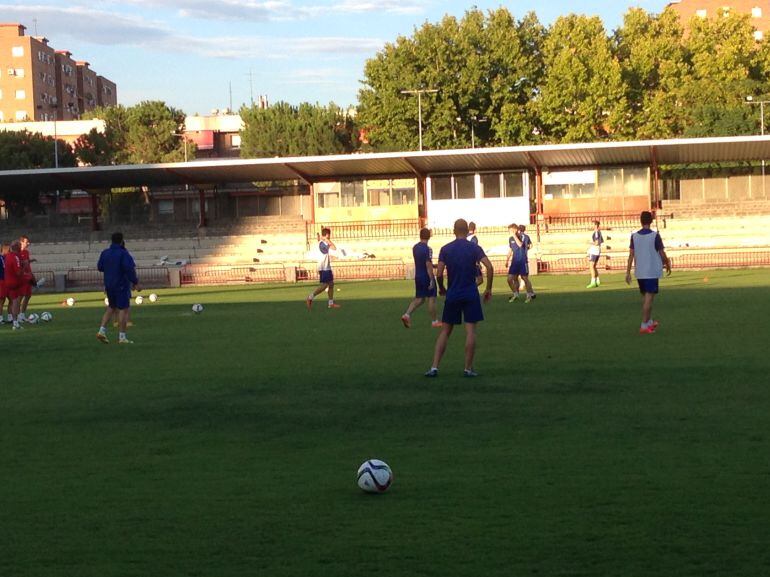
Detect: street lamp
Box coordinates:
(400, 88, 438, 151)
(456, 115, 488, 148)
(745, 95, 769, 135)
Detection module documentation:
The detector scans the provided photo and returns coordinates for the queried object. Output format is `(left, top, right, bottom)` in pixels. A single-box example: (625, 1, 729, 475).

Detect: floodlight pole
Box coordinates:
(745, 96, 770, 197)
(401, 88, 438, 151)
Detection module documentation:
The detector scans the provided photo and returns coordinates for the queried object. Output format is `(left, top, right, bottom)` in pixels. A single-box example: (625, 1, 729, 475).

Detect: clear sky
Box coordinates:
(4, 1, 670, 115)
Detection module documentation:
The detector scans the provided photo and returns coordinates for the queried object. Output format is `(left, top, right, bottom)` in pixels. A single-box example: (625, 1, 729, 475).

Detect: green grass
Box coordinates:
(2, 270, 770, 577)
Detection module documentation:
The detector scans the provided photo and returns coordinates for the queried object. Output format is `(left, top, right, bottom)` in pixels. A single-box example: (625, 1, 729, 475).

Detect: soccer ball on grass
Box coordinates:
(357, 459, 393, 493)
(135, 295, 144, 305)
(192, 303, 204, 313)
(149, 293, 158, 303)
(40, 312, 53, 322)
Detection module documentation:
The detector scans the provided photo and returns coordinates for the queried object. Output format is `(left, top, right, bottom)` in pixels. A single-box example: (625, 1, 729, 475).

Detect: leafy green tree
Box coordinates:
(239, 102, 357, 158)
(78, 102, 190, 165)
(358, 8, 545, 150)
(614, 8, 688, 139)
(535, 14, 628, 142)
(0, 130, 76, 216)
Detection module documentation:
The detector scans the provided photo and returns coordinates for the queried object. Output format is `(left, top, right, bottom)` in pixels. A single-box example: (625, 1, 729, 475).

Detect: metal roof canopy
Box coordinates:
(2, 135, 770, 193)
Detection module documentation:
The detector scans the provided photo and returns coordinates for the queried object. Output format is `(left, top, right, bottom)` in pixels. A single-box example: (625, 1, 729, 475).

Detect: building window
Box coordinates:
(721, 7, 730, 17)
(454, 174, 475, 199)
(753, 7, 762, 18)
(481, 173, 502, 198)
(15, 110, 27, 121)
(503, 173, 524, 197)
(317, 190, 339, 208)
(15, 89, 25, 100)
(755, 30, 765, 41)
(340, 180, 364, 207)
(391, 180, 416, 205)
(696, 9, 707, 18)
(158, 200, 174, 215)
(0, 89, 3, 100)
(0, 111, 4, 121)
(231, 134, 241, 148)
(430, 176, 452, 200)
(14, 68, 24, 78)
(11, 46, 24, 57)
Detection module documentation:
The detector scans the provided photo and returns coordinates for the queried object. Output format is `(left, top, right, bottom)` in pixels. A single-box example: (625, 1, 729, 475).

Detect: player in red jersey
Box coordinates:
(18, 235, 36, 323)
(3, 240, 24, 330)
(0, 243, 9, 325)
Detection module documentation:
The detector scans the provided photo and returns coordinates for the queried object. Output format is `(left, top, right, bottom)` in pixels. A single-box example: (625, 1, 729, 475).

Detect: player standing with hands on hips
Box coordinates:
(625, 211, 671, 334)
(425, 219, 493, 378)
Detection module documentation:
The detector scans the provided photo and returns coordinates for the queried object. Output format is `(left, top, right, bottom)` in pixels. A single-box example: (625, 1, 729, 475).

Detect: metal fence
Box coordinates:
(66, 266, 171, 289)
(536, 250, 770, 273)
(295, 259, 406, 282)
(311, 220, 421, 241)
(180, 264, 286, 285)
(538, 212, 672, 233)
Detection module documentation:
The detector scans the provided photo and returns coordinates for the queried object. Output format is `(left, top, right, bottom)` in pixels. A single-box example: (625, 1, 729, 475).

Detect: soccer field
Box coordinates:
(3, 270, 770, 577)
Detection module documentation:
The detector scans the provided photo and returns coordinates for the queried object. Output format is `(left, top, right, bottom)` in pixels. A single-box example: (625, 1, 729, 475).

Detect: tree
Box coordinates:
(534, 15, 628, 142)
(239, 102, 357, 158)
(0, 130, 76, 217)
(614, 8, 688, 139)
(357, 8, 546, 150)
(77, 102, 190, 165)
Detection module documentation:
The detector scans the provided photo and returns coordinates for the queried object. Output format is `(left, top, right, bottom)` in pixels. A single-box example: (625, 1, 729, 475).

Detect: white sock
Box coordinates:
(328, 299, 334, 305)
(6, 314, 12, 322)
(403, 312, 410, 318)
(119, 332, 126, 340)
(18, 313, 25, 321)
(307, 294, 314, 301)
(99, 326, 107, 334)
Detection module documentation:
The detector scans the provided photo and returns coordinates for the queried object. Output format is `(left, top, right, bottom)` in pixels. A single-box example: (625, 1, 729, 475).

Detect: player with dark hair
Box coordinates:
(401, 227, 441, 328)
(3, 241, 24, 330)
(625, 211, 671, 334)
(587, 220, 603, 288)
(425, 218, 494, 378)
(17, 235, 36, 322)
(97, 232, 140, 344)
(306, 227, 341, 310)
(505, 223, 534, 303)
(0, 243, 8, 325)
(467, 221, 483, 286)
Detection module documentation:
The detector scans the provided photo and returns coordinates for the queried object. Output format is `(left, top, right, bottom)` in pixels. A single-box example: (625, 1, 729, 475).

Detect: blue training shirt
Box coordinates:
(412, 242, 433, 282)
(438, 238, 486, 299)
(509, 235, 527, 264)
(97, 243, 138, 292)
(592, 230, 604, 246)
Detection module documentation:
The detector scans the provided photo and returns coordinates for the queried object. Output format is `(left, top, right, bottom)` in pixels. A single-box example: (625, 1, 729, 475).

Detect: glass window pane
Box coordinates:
(504, 173, 524, 197)
(369, 188, 390, 206)
(392, 187, 415, 205)
(481, 173, 501, 198)
(623, 167, 649, 196)
(318, 192, 339, 208)
(454, 174, 475, 199)
(340, 181, 364, 207)
(431, 177, 452, 200)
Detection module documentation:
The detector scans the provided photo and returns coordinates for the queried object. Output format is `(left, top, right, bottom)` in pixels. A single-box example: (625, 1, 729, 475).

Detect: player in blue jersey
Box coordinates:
(625, 211, 671, 334)
(505, 223, 534, 303)
(96, 232, 140, 344)
(401, 228, 441, 328)
(425, 219, 494, 378)
(467, 221, 483, 286)
(306, 227, 341, 310)
(587, 220, 604, 288)
(518, 224, 536, 298)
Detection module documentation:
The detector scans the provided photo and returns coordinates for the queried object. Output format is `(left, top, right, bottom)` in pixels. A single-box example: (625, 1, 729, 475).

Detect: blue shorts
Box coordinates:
(106, 288, 131, 310)
(415, 277, 437, 298)
(319, 270, 334, 284)
(589, 254, 601, 263)
(508, 261, 529, 276)
(637, 278, 659, 294)
(442, 294, 484, 325)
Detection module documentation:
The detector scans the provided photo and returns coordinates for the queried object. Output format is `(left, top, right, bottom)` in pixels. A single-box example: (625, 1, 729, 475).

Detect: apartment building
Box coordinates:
(0, 22, 117, 122)
(668, 0, 770, 39)
(76, 61, 98, 115)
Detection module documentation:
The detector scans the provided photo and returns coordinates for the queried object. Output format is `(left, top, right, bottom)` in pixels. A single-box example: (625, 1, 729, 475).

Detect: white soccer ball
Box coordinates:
(27, 313, 40, 324)
(149, 293, 158, 303)
(40, 312, 53, 322)
(192, 303, 204, 313)
(135, 295, 144, 305)
(104, 296, 110, 306)
(357, 459, 393, 493)
(65, 297, 75, 307)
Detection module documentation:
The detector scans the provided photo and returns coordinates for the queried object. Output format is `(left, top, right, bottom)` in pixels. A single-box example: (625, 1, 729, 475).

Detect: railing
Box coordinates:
(310, 219, 421, 241)
(295, 259, 406, 282)
(35, 270, 55, 289)
(538, 212, 673, 233)
(66, 266, 171, 288)
(180, 264, 286, 285)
